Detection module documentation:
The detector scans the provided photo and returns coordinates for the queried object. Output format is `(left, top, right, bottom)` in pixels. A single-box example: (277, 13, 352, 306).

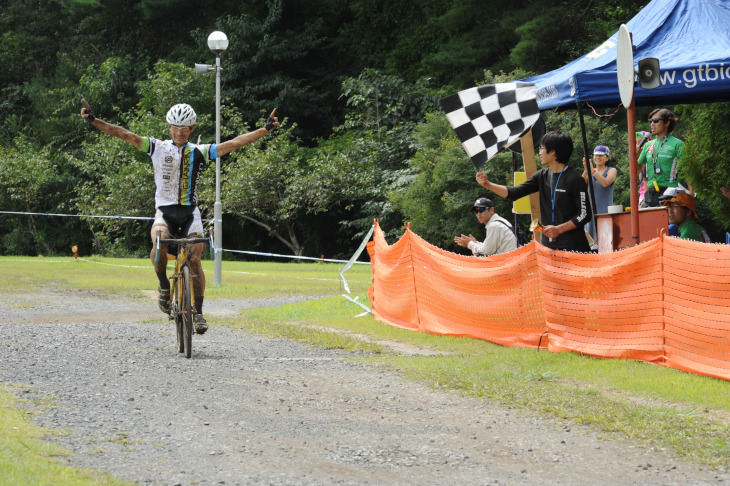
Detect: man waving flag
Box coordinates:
(440, 83, 540, 170)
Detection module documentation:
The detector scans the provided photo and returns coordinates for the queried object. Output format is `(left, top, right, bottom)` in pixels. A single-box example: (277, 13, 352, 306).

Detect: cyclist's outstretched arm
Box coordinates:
(81, 99, 143, 150)
(216, 108, 279, 157)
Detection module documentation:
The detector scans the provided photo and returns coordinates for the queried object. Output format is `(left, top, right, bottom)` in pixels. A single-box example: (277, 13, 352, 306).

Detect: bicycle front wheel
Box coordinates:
(175, 304, 184, 354)
(181, 266, 193, 359)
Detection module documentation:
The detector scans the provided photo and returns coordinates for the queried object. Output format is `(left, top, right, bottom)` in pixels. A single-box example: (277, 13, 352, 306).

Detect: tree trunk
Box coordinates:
(240, 215, 304, 256)
(27, 213, 53, 255)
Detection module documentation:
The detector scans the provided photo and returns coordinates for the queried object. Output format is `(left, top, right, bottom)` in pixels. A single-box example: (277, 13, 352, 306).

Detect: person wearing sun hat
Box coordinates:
(660, 188, 709, 242)
(581, 145, 617, 244)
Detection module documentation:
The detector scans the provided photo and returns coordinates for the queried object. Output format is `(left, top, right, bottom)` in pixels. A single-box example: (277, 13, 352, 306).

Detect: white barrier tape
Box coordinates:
(342, 294, 372, 317)
(3, 259, 78, 264)
(76, 257, 169, 269)
(3, 257, 154, 268)
(338, 226, 374, 316)
(340, 225, 374, 294)
(0, 210, 220, 223)
(0, 210, 153, 220)
(9, 258, 369, 285)
(217, 247, 370, 265)
(225, 270, 352, 283)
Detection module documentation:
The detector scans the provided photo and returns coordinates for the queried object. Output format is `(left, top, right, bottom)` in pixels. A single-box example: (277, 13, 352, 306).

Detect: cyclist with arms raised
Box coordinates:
(81, 100, 278, 334)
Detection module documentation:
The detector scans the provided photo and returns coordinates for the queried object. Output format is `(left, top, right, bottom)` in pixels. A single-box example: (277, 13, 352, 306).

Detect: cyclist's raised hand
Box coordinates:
(80, 98, 143, 149)
(264, 108, 279, 132)
(81, 99, 95, 122)
(216, 108, 281, 157)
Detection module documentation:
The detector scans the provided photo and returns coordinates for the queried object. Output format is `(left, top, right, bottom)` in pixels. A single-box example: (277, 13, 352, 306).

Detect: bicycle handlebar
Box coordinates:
(155, 230, 209, 263)
(159, 237, 209, 245)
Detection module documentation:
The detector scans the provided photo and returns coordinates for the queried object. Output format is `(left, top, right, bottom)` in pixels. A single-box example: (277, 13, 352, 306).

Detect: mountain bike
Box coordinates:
(155, 231, 208, 359)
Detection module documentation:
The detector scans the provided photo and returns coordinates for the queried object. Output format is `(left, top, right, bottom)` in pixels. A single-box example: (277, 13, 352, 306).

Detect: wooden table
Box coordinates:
(595, 208, 668, 253)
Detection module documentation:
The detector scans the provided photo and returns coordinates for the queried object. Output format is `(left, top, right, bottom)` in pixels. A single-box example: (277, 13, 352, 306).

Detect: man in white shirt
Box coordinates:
(454, 197, 517, 256)
(81, 100, 278, 334)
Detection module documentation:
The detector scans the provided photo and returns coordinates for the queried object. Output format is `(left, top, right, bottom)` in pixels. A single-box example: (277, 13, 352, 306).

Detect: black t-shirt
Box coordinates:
(506, 166, 592, 252)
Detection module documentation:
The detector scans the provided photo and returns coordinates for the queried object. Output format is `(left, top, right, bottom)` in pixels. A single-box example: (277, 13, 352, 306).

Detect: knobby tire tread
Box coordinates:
(182, 265, 193, 359)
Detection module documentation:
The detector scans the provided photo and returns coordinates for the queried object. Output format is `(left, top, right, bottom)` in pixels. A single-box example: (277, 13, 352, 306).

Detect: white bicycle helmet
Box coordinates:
(166, 103, 197, 126)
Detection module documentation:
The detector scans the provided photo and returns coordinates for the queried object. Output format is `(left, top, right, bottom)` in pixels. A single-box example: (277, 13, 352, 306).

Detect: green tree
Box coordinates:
(0, 138, 88, 255)
(677, 102, 730, 237)
(218, 123, 309, 256)
(209, 0, 355, 140)
(335, 69, 442, 240)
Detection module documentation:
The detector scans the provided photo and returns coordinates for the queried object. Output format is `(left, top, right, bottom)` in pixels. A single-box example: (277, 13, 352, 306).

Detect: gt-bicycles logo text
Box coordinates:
(661, 64, 730, 89)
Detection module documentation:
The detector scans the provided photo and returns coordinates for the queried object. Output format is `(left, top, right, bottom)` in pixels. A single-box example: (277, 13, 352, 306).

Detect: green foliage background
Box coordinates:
(0, 0, 728, 257)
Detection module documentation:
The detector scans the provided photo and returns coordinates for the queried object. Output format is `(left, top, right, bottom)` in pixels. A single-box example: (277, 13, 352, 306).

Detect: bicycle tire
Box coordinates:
(172, 273, 184, 353)
(182, 265, 193, 359)
(174, 304, 184, 353)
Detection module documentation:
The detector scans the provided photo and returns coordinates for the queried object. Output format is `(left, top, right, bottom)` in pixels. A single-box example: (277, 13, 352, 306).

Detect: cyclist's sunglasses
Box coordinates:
(473, 207, 490, 213)
(649, 117, 665, 123)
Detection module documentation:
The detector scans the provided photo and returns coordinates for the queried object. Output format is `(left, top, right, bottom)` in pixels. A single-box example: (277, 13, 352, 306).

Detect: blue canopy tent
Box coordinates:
(522, 0, 730, 110)
(518, 0, 730, 249)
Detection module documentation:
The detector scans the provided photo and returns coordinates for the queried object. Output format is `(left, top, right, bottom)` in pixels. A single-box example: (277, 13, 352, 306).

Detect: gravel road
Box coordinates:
(1, 288, 728, 485)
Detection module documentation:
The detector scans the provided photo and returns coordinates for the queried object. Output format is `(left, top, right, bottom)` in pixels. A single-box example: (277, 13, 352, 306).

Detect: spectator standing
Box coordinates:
(476, 130, 592, 252)
(636, 131, 651, 207)
(638, 108, 691, 207)
(454, 197, 517, 256)
(582, 145, 617, 243)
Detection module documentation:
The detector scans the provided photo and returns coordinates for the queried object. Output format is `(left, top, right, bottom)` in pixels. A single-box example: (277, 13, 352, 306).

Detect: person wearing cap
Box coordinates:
(660, 190, 709, 242)
(476, 130, 592, 252)
(581, 145, 617, 243)
(637, 108, 692, 207)
(454, 197, 517, 256)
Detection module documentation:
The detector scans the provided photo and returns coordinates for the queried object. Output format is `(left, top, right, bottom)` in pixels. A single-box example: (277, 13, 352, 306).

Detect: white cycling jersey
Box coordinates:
(140, 137, 218, 208)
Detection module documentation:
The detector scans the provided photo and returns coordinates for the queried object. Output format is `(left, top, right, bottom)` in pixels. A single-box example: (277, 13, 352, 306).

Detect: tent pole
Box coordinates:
(520, 128, 542, 244)
(576, 102, 598, 240)
(627, 97, 640, 245)
(512, 152, 521, 245)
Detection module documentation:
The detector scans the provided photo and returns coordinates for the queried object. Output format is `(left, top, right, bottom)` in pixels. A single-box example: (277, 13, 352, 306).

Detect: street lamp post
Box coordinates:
(195, 31, 228, 286)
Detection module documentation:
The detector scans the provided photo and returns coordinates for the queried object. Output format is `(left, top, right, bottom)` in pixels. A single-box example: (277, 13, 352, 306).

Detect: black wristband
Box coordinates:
(85, 108, 96, 123)
(264, 116, 276, 132)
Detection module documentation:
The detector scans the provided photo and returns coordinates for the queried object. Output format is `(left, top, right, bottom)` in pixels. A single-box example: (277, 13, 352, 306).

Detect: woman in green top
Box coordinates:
(637, 108, 692, 207)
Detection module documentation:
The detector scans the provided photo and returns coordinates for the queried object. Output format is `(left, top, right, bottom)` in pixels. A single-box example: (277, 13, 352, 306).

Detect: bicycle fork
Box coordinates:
(171, 265, 199, 319)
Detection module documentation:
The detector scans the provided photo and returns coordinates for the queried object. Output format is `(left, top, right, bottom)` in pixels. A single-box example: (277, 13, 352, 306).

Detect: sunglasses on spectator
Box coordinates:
(473, 207, 489, 213)
(649, 117, 664, 123)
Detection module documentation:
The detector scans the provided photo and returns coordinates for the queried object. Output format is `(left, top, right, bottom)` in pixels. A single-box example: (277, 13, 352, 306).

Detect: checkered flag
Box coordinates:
(440, 83, 540, 170)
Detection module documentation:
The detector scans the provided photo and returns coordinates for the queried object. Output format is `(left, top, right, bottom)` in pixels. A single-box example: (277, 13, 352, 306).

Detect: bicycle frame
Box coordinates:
(155, 231, 208, 358)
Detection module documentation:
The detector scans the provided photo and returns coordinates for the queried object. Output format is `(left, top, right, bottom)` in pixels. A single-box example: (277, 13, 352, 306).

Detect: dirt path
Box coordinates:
(1, 289, 727, 485)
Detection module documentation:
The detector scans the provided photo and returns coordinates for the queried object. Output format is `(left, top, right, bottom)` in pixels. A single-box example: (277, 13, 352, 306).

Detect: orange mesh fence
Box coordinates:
(369, 226, 420, 331)
(663, 237, 730, 381)
(368, 221, 730, 381)
(370, 222, 546, 347)
(537, 239, 665, 363)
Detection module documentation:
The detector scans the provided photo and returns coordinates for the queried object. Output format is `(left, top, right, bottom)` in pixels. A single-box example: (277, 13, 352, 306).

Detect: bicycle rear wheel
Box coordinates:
(181, 266, 193, 359)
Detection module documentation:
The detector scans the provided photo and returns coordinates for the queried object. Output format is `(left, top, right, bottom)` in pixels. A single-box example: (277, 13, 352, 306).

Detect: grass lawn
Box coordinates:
(0, 384, 130, 486)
